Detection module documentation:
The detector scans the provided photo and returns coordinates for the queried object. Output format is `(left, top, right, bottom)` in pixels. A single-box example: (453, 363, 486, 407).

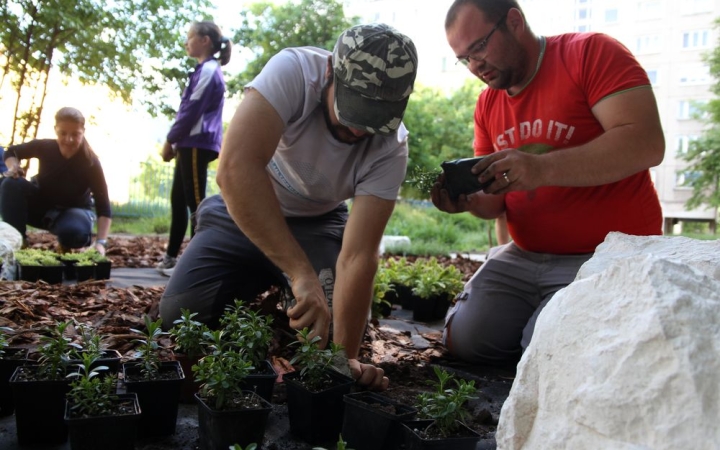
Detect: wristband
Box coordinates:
(96, 239, 107, 247)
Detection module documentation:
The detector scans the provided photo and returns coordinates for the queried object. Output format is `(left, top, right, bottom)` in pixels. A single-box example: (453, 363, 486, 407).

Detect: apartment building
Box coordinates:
(345, 0, 720, 233)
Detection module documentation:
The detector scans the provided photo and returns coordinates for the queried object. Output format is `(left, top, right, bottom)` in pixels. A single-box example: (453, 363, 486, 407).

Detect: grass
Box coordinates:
(108, 200, 718, 255)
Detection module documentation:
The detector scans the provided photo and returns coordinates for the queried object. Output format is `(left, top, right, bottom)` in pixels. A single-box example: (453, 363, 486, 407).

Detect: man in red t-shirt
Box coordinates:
(431, 0, 664, 366)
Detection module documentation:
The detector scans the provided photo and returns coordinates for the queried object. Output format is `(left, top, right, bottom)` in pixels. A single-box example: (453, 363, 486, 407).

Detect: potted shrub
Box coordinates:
(169, 308, 210, 403)
(69, 322, 122, 374)
(9, 320, 80, 445)
(402, 366, 480, 450)
(122, 315, 184, 438)
(220, 300, 277, 401)
(383, 257, 418, 310)
(284, 327, 355, 445)
(372, 264, 394, 318)
(74, 258, 96, 282)
(342, 390, 417, 450)
(86, 248, 112, 279)
(14, 249, 42, 281)
(0, 326, 30, 417)
(59, 252, 87, 280)
(193, 329, 273, 450)
(38, 252, 64, 284)
(410, 258, 464, 322)
(65, 352, 141, 450)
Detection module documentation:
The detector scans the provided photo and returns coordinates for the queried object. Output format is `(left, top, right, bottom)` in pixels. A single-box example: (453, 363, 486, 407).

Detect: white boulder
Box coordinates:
(496, 233, 720, 450)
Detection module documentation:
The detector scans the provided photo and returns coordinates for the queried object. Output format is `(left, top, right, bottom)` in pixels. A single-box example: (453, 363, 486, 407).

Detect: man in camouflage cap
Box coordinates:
(159, 24, 418, 391)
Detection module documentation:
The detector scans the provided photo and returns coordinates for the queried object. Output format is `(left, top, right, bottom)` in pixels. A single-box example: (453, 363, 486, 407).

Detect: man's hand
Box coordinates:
(430, 173, 471, 214)
(349, 359, 389, 391)
(287, 275, 331, 348)
(161, 141, 175, 162)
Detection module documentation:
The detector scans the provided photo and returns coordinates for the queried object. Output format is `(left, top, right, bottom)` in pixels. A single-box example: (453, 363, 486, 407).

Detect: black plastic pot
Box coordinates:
(196, 391, 273, 450)
(122, 360, 185, 438)
(342, 391, 418, 450)
(65, 393, 141, 450)
(61, 259, 77, 280)
(9, 365, 72, 445)
(17, 262, 41, 282)
(394, 284, 415, 310)
(74, 264, 96, 282)
(240, 359, 278, 402)
(0, 347, 31, 416)
(174, 352, 202, 404)
(412, 294, 450, 322)
(95, 260, 112, 280)
(284, 368, 354, 445)
(40, 265, 65, 284)
(402, 419, 481, 450)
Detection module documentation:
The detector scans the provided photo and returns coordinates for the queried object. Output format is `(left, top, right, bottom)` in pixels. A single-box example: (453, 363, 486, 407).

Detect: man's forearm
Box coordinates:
(331, 252, 379, 359)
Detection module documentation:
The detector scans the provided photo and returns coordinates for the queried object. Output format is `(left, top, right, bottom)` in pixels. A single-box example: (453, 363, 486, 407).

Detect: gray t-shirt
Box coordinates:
(246, 46, 410, 217)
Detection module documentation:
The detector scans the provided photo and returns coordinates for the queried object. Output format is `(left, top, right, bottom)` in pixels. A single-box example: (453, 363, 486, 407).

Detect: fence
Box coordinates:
(111, 161, 220, 218)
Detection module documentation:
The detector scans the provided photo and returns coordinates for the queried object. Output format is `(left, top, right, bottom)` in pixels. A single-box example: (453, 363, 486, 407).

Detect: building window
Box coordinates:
(576, 25, 589, 32)
(635, 35, 663, 54)
(578, 8, 589, 20)
(682, 30, 710, 49)
(676, 171, 701, 188)
(638, 0, 663, 20)
(676, 135, 699, 156)
(678, 100, 707, 120)
(678, 65, 711, 84)
(682, 0, 712, 14)
(646, 69, 658, 85)
(605, 8, 618, 23)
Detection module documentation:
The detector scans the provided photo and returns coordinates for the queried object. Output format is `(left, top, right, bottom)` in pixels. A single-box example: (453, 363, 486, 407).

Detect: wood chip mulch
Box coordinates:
(10, 232, 484, 367)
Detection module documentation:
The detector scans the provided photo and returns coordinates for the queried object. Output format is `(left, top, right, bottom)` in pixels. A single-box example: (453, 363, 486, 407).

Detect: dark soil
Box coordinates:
(0, 232, 513, 449)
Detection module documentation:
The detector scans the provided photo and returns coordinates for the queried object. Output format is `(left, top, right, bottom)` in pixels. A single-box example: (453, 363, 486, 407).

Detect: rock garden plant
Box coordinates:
(65, 352, 141, 450)
(193, 329, 273, 450)
(122, 315, 184, 438)
(9, 320, 80, 445)
(284, 327, 355, 445)
(403, 366, 481, 449)
(170, 308, 210, 402)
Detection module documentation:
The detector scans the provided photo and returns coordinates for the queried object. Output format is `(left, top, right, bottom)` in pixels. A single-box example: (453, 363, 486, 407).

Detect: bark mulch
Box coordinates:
(3, 231, 509, 445)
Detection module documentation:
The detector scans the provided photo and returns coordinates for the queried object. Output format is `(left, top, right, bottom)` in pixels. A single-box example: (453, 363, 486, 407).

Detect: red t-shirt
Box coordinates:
(474, 33, 662, 254)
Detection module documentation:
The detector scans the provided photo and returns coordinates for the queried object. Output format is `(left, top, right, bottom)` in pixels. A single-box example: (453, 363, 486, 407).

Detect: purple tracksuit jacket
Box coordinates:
(167, 59, 226, 152)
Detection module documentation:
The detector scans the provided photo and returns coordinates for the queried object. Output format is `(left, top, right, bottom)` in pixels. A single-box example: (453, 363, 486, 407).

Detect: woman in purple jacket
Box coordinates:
(157, 21, 232, 276)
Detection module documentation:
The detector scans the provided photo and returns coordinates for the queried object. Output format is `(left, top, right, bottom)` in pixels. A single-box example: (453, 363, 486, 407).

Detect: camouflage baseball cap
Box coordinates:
(332, 23, 418, 136)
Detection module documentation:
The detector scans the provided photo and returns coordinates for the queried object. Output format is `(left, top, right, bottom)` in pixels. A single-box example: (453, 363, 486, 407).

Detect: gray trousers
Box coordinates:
(443, 242, 592, 366)
(159, 195, 346, 329)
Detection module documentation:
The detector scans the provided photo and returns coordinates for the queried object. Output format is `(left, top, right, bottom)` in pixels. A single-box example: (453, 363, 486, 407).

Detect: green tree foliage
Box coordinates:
(228, 0, 357, 95)
(401, 78, 485, 197)
(680, 18, 720, 210)
(0, 0, 213, 145)
(403, 80, 484, 170)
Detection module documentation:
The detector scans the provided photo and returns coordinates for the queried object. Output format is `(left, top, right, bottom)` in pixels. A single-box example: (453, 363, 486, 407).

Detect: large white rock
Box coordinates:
(496, 233, 720, 450)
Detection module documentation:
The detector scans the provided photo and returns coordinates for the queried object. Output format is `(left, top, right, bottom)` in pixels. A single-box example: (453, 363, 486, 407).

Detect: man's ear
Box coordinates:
(506, 8, 526, 35)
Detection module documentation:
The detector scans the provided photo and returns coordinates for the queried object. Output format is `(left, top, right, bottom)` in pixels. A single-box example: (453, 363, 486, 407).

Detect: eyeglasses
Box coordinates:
(456, 13, 507, 67)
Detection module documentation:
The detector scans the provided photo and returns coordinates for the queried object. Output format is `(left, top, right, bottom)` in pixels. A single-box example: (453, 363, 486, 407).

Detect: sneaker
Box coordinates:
(156, 255, 177, 277)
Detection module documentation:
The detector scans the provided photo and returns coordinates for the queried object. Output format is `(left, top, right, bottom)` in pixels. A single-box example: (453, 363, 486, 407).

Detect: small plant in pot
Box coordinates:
(9, 320, 81, 445)
(284, 327, 355, 446)
(193, 329, 273, 450)
(170, 308, 210, 403)
(410, 258, 464, 322)
(69, 322, 122, 374)
(65, 352, 141, 450)
(371, 264, 394, 319)
(402, 366, 480, 450)
(74, 258, 96, 282)
(0, 326, 30, 417)
(14, 249, 42, 281)
(122, 315, 184, 438)
(86, 248, 112, 279)
(220, 299, 278, 401)
(38, 253, 64, 284)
